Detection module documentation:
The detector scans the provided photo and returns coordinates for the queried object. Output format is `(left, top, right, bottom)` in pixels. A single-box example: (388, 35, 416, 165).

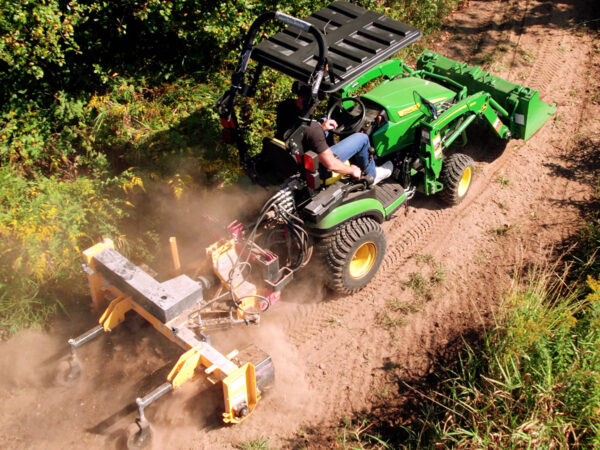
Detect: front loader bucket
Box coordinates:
(417, 51, 556, 141)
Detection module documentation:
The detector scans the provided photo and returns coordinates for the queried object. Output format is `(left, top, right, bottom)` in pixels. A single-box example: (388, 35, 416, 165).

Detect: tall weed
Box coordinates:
(0, 167, 129, 335)
(406, 265, 600, 448)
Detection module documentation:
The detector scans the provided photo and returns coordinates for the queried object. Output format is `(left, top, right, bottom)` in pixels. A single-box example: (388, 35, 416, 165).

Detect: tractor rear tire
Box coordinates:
(439, 153, 475, 205)
(319, 217, 386, 294)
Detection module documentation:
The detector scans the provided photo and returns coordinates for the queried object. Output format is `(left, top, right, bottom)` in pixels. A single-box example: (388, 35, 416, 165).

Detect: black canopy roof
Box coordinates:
(251, 1, 422, 93)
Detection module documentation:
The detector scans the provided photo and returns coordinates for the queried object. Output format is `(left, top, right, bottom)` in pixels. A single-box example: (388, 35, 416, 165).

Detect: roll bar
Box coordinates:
(219, 11, 328, 117)
(240, 12, 328, 85)
(217, 11, 328, 180)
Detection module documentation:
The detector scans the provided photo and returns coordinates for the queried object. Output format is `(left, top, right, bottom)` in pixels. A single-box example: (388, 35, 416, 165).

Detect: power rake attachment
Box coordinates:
(65, 178, 312, 446)
(65, 213, 301, 447)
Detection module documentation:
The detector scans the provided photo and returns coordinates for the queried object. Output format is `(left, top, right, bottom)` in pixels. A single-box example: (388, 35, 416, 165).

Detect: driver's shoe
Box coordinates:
(374, 161, 393, 185)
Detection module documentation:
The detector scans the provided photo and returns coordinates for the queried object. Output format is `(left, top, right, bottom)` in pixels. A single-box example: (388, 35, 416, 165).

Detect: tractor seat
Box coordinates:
(259, 137, 299, 183)
(303, 150, 349, 188)
(319, 161, 349, 186)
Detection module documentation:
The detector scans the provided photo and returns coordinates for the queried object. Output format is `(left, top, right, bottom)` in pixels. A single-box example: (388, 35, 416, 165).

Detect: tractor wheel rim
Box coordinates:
(349, 242, 377, 279)
(457, 166, 472, 197)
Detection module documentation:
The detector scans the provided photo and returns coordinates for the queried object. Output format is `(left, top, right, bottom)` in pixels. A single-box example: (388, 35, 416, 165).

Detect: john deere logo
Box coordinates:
(398, 103, 420, 117)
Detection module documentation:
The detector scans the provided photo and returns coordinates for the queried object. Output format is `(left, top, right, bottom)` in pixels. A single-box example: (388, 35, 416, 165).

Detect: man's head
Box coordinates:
(292, 81, 312, 108)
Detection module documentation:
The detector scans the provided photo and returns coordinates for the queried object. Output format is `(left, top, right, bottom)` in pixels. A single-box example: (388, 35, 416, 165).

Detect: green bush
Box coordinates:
(0, 0, 87, 81)
(0, 167, 131, 335)
(0, 93, 103, 177)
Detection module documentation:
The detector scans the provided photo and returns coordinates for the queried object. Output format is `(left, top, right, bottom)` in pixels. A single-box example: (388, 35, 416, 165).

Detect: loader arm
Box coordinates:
(418, 91, 511, 195)
(417, 50, 556, 140)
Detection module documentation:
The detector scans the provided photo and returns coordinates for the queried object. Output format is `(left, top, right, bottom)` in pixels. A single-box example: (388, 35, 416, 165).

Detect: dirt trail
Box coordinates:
(1, 1, 599, 448)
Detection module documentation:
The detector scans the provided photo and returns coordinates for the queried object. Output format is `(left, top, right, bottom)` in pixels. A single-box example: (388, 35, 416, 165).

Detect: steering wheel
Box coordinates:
(326, 97, 366, 135)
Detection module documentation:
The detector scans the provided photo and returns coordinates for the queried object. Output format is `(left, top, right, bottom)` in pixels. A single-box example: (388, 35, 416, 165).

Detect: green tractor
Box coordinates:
(217, 1, 555, 294)
(64, 3, 557, 441)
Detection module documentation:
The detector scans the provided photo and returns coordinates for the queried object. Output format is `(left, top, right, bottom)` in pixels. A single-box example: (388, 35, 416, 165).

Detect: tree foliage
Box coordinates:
(0, 0, 461, 334)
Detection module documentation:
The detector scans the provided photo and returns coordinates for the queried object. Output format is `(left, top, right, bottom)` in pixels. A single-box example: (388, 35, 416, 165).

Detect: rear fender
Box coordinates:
(306, 198, 385, 234)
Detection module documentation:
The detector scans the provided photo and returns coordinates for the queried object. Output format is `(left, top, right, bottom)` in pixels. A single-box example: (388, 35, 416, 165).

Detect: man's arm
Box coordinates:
(318, 149, 362, 179)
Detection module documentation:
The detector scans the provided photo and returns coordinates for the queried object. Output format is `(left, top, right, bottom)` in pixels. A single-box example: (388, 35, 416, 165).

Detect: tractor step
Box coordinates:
(375, 180, 406, 214)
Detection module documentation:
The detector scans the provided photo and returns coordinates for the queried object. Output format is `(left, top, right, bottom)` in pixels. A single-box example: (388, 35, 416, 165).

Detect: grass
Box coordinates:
(553, 114, 564, 126)
(327, 315, 343, 327)
(336, 417, 390, 449)
(403, 257, 447, 301)
(404, 272, 429, 298)
(518, 48, 536, 64)
(498, 201, 509, 211)
(490, 224, 512, 236)
(389, 298, 422, 314)
(496, 175, 510, 187)
(405, 267, 600, 448)
(431, 266, 446, 284)
(376, 309, 406, 329)
(0, 290, 57, 339)
(413, 253, 435, 265)
(376, 298, 422, 333)
(236, 437, 270, 450)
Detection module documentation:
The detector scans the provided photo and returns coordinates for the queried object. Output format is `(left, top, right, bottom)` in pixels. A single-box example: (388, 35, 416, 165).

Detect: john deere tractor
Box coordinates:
(217, 0, 555, 294)
(66, 3, 555, 445)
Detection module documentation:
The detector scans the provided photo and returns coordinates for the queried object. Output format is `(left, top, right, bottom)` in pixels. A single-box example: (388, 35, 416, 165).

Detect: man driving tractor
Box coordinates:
(276, 81, 393, 184)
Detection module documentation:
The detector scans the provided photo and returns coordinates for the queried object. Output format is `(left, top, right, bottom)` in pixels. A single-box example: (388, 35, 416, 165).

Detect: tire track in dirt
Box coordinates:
(2, 2, 596, 449)
(278, 0, 596, 427)
(521, 3, 565, 92)
(281, 0, 530, 350)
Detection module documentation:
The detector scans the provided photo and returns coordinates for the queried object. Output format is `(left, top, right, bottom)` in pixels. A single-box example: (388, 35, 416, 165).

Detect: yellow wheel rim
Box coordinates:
(349, 242, 377, 279)
(457, 166, 472, 197)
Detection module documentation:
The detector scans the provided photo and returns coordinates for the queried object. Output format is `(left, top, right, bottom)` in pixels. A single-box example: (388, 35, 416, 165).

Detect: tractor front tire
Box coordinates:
(439, 153, 475, 205)
(319, 217, 386, 294)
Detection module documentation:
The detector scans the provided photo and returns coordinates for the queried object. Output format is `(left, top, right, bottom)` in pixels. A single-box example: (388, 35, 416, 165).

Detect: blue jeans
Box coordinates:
(330, 133, 375, 177)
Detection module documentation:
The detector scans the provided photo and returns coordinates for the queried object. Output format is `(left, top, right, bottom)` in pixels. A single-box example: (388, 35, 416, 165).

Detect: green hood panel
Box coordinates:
(363, 77, 456, 122)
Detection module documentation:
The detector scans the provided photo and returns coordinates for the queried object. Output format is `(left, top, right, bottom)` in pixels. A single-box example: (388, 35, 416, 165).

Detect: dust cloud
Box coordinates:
(144, 182, 273, 272)
(0, 182, 328, 449)
(140, 179, 327, 445)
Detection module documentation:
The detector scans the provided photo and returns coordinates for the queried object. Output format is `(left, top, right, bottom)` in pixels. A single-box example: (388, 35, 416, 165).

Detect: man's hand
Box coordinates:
(349, 164, 362, 179)
(321, 118, 338, 131)
(318, 149, 362, 179)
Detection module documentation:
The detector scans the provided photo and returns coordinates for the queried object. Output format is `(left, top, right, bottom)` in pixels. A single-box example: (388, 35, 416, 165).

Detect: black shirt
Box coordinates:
(302, 121, 329, 154)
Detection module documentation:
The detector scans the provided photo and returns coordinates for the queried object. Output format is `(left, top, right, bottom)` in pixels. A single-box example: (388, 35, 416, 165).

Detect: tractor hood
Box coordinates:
(362, 77, 456, 122)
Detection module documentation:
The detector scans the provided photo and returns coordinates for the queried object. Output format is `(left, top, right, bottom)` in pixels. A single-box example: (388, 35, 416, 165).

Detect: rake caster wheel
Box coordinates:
(439, 153, 475, 205)
(319, 217, 386, 294)
(126, 420, 153, 450)
(55, 358, 81, 386)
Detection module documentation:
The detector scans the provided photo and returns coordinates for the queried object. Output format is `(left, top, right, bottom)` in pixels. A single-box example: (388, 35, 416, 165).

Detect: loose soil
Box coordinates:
(1, 0, 599, 448)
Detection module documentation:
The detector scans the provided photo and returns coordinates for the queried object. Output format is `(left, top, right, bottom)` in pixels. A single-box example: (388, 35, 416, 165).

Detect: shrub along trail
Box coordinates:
(0, 0, 599, 448)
